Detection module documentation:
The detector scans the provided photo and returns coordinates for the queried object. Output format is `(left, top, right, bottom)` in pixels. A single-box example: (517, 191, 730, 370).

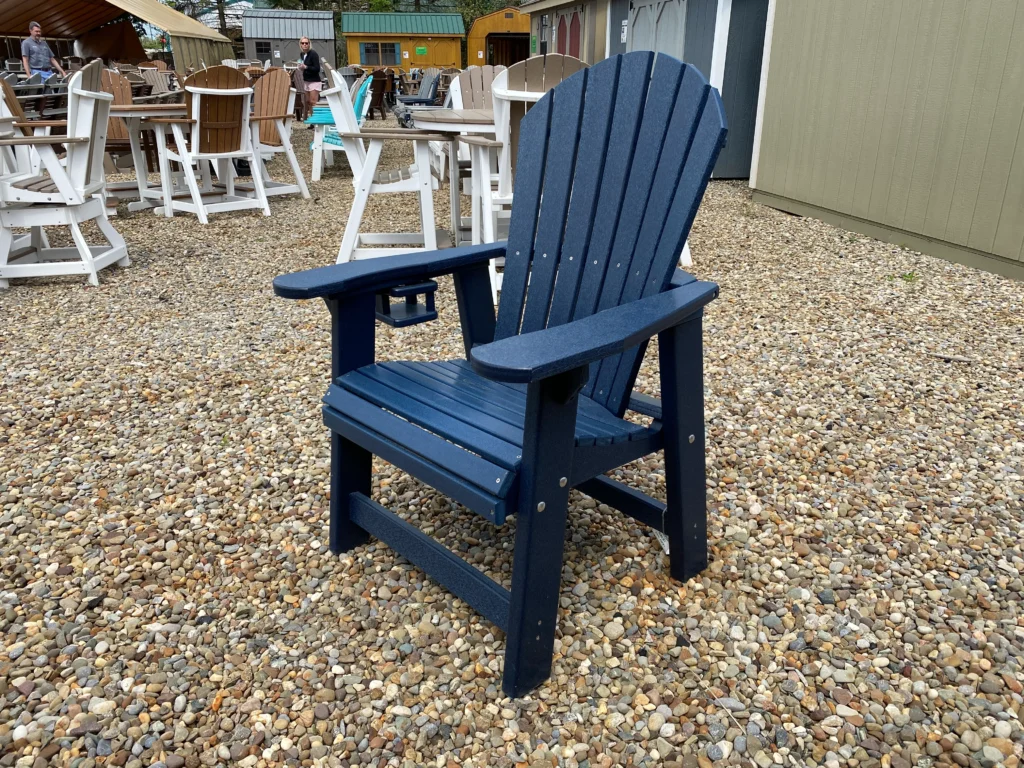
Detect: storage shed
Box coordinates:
(467, 7, 531, 67)
(0, 0, 232, 71)
(342, 13, 464, 70)
(626, 0, 768, 178)
(242, 10, 337, 69)
(751, 0, 1024, 281)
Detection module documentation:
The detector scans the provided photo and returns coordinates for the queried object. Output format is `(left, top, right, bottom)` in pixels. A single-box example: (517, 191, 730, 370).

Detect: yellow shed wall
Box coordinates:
(467, 8, 531, 63)
(345, 35, 463, 69)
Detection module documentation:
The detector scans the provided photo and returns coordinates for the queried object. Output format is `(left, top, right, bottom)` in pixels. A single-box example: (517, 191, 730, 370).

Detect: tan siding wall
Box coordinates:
(172, 37, 233, 71)
(345, 35, 462, 69)
(754, 0, 1024, 265)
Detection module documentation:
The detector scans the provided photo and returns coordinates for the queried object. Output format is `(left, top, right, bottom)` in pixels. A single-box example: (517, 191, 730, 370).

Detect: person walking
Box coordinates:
(298, 37, 321, 120)
(21, 22, 66, 79)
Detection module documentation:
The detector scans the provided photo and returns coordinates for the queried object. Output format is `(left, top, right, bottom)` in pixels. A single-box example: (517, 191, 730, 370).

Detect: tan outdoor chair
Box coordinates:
(149, 65, 270, 223)
(245, 67, 309, 199)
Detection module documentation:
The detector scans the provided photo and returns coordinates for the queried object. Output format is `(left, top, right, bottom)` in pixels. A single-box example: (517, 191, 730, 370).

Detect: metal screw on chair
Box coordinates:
(689, 434, 695, 443)
(537, 502, 546, 512)
(559, 477, 567, 487)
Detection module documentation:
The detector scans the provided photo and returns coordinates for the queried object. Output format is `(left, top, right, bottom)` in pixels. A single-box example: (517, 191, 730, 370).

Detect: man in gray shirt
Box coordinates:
(21, 22, 66, 78)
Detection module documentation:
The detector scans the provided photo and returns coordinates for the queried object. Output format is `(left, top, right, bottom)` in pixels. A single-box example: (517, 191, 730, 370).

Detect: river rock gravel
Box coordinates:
(1, 123, 1022, 768)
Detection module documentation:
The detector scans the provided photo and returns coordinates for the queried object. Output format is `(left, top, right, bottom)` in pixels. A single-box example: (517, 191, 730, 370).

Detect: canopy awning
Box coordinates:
(0, 0, 229, 42)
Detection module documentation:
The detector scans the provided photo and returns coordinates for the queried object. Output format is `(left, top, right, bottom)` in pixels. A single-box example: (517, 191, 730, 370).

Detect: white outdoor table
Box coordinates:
(408, 108, 495, 248)
(107, 103, 187, 214)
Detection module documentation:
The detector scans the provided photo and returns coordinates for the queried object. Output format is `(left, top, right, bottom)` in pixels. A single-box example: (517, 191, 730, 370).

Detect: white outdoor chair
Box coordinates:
(320, 66, 447, 264)
(308, 66, 371, 182)
(149, 65, 270, 223)
(0, 61, 129, 287)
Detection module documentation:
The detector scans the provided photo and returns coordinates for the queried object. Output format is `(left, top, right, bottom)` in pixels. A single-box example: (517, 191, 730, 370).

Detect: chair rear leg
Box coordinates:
(69, 220, 99, 287)
(503, 367, 585, 698)
(659, 313, 709, 582)
(0, 225, 12, 289)
(330, 433, 371, 553)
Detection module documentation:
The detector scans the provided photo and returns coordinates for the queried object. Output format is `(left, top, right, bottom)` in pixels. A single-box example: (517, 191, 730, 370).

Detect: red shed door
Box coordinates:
(569, 13, 581, 58)
(557, 16, 568, 54)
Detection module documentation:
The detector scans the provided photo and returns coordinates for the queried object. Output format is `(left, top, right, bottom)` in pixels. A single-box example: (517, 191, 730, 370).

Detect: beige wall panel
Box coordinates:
(849, 0, 901, 220)
(973, 6, 1024, 257)
(755, 0, 1024, 273)
(881, 0, 937, 229)
(945, 0, 1016, 246)
(806, 0, 845, 205)
(921, 3, 987, 237)
(834, 0, 886, 213)
(820, 0, 866, 211)
(866, 0, 919, 226)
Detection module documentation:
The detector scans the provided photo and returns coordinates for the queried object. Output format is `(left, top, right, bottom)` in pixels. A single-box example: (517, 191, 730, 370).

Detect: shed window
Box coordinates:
(505, 12, 514, 17)
(254, 41, 272, 59)
(360, 42, 400, 66)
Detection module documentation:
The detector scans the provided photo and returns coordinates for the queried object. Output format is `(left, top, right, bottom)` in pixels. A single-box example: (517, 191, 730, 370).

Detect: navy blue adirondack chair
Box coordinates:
(397, 73, 439, 106)
(274, 52, 727, 697)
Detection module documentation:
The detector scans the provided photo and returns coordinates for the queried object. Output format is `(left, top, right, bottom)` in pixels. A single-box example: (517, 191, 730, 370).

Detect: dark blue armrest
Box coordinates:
(470, 280, 718, 383)
(273, 243, 506, 300)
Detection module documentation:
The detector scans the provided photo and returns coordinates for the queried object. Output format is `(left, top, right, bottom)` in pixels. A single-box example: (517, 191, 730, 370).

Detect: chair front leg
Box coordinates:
(659, 312, 709, 582)
(326, 293, 376, 553)
(503, 365, 586, 698)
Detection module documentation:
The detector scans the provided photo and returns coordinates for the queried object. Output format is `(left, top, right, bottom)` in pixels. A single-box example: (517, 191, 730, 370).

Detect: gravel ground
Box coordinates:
(1, 122, 1023, 768)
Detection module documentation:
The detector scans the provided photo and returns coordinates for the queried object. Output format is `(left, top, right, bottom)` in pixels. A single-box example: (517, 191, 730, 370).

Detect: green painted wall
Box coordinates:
(753, 0, 1024, 274)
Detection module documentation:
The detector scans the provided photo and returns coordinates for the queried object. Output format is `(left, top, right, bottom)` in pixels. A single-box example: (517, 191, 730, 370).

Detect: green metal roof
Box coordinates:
(341, 13, 466, 36)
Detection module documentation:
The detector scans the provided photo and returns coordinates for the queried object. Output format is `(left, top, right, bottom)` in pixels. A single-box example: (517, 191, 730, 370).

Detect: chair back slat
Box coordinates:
(493, 53, 727, 415)
(185, 65, 250, 154)
(101, 69, 134, 141)
(253, 68, 291, 146)
(140, 67, 168, 94)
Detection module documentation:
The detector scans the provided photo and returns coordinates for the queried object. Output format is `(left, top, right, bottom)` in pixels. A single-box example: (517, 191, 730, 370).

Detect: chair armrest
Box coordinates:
(251, 114, 292, 121)
(459, 135, 501, 148)
(144, 118, 196, 124)
(469, 280, 719, 383)
(0, 135, 87, 146)
(186, 86, 253, 96)
(337, 131, 450, 142)
(273, 242, 507, 300)
(14, 120, 66, 128)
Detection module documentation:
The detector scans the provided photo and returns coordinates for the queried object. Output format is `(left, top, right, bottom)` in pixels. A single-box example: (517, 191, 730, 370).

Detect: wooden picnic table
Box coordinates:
(409, 109, 495, 246)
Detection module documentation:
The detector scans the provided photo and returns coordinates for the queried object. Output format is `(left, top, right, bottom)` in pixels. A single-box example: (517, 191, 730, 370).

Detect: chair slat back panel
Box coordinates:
(186, 66, 249, 154)
(497, 55, 586, 184)
(140, 67, 168, 94)
(323, 67, 367, 173)
(493, 53, 727, 415)
(455, 65, 504, 109)
(253, 68, 290, 146)
(66, 61, 108, 191)
(101, 69, 133, 142)
(518, 72, 587, 334)
(602, 101, 728, 413)
(0, 76, 28, 132)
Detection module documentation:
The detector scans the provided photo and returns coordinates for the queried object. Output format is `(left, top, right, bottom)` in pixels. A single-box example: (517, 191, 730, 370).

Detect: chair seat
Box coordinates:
(12, 176, 60, 193)
(322, 360, 654, 524)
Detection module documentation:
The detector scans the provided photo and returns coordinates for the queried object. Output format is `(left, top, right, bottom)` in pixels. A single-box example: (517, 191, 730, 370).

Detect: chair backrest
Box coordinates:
(64, 60, 111, 193)
(493, 52, 727, 416)
(252, 67, 292, 146)
(416, 72, 439, 99)
(183, 65, 252, 154)
(140, 67, 168, 94)
(323, 67, 367, 174)
(492, 54, 587, 196)
(101, 69, 134, 142)
(25, 73, 42, 86)
(6, 60, 22, 73)
(451, 65, 505, 109)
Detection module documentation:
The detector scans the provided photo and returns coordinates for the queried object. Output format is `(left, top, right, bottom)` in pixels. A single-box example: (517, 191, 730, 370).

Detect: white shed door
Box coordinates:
(626, 0, 686, 60)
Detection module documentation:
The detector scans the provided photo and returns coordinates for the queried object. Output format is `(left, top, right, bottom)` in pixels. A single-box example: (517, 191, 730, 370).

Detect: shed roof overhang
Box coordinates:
(0, 0, 229, 42)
